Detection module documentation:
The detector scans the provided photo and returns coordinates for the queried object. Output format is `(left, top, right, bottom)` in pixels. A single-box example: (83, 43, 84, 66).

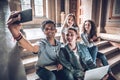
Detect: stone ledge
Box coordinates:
(99, 33, 120, 43)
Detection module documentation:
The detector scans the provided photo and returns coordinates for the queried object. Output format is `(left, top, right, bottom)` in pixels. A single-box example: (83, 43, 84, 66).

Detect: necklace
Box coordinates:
(72, 46, 77, 51)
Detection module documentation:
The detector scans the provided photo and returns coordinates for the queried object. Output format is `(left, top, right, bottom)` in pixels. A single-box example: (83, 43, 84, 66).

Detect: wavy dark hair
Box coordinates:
(82, 20, 97, 41)
(41, 20, 56, 31)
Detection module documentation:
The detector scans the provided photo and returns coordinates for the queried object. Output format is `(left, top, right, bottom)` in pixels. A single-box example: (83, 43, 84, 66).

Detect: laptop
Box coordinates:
(84, 65, 109, 80)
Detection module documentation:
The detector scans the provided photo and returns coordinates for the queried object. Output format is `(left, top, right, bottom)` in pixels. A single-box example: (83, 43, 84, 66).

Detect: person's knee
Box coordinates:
(47, 73, 56, 80)
(60, 69, 74, 80)
(36, 69, 56, 80)
(65, 72, 74, 80)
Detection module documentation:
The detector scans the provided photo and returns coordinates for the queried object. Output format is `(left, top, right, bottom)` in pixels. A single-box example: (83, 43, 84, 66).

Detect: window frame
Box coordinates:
(20, 0, 47, 18)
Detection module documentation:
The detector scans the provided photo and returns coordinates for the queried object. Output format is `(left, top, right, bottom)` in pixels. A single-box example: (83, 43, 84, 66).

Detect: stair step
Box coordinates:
(21, 49, 35, 59)
(27, 72, 40, 80)
(96, 41, 112, 50)
(22, 56, 38, 74)
(108, 53, 120, 67)
(99, 46, 119, 55)
(22, 56, 38, 65)
(95, 41, 109, 47)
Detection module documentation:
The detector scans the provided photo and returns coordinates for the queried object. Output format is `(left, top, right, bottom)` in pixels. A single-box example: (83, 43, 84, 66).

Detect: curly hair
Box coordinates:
(82, 20, 97, 41)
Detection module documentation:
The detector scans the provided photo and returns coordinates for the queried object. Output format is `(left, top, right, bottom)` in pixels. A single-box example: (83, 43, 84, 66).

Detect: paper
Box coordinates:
(45, 65, 57, 71)
(84, 65, 109, 80)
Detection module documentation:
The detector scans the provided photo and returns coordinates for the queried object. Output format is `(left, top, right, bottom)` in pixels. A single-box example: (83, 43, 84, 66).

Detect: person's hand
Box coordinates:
(7, 11, 22, 38)
(7, 11, 21, 25)
(92, 35, 98, 42)
(57, 64, 63, 71)
(102, 74, 109, 80)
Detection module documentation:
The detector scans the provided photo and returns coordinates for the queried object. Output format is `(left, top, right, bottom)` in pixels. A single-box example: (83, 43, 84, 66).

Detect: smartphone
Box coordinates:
(14, 9, 32, 24)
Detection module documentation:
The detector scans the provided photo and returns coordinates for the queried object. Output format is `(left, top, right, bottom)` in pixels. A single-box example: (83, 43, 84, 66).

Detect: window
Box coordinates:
(21, 0, 46, 17)
(21, 0, 31, 10)
(34, 0, 43, 17)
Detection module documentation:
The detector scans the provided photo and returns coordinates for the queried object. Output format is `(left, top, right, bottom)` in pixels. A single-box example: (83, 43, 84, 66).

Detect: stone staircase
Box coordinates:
(20, 40, 120, 80)
(95, 41, 120, 67)
(21, 28, 120, 80)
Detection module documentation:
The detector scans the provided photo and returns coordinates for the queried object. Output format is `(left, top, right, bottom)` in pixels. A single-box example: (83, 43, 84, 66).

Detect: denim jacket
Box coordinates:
(59, 42, 96, 77)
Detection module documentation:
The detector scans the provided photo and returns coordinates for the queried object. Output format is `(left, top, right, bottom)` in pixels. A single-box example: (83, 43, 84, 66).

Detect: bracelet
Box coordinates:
(14, 33, 23, 41)
(14, 33, 21, 39)
(16, 34, 23, 41)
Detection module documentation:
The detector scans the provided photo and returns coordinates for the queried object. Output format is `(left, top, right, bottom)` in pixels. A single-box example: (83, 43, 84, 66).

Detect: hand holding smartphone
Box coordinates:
(13, 9, 32, 24)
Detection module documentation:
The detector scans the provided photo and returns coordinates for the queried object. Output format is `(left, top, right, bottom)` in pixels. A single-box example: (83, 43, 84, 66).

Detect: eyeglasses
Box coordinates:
(66, 33, 74, 36)
(44, 27, 56, 31)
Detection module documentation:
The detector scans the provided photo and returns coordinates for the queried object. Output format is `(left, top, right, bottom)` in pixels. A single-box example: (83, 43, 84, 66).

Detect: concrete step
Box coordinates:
(95, 41, 109, 47)
(27, 72, 40, 80)
(22, 56, 38, 74)
(21, 49, 36, 59)
(108, 53, 120, 67)
(99, 46, 119, 56)
(95, 41, 111, 50)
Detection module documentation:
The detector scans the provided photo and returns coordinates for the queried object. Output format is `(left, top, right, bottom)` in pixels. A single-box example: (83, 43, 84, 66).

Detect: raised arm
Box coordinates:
(7, 11, 39, 53)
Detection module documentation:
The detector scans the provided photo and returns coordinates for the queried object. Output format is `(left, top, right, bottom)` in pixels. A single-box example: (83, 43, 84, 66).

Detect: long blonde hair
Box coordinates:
(62, 13, 78, 28)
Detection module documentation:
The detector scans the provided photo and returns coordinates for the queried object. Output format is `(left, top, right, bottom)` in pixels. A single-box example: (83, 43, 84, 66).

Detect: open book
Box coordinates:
(84, 65, 109, 80)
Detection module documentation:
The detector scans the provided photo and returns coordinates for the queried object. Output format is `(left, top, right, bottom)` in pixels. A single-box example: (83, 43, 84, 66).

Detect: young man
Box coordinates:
(59, 27, 112, 80)
(7, 11, 63, 80)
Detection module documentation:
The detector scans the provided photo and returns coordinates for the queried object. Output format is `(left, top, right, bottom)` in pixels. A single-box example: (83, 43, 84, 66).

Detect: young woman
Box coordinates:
(7, 11, 66, 80)
(59, 27, 111, 80)
(80, 20, 116, 79)
(61, 13, 80, 43)
(80, 20, 109, 66)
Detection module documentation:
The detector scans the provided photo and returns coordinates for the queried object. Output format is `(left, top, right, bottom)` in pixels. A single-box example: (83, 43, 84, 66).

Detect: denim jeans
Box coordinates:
(97, 52, 111, 72)
(36, 67, 57, 80)
(88, 46, 111, 72)
(36, 67, 76, 80)
(97, 52, 109, 66)
(87, 46, 98, 64)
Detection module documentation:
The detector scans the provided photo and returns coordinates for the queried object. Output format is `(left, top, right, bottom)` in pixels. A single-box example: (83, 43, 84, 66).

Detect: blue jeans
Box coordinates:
(87, 46, 98, 64)
(88, 46, 109, 65)
(36, 67, 75, 80)
(36, 67, 57, 80)
(88, 46, 111, 72)
(57, 68, 83, 80)
(97, 52, 109, 66)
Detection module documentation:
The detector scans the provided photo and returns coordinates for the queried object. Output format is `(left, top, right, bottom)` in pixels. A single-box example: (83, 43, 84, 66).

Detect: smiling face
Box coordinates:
(84, 21, 91, 33)
(43, 23, 57, 38)
(66, 15, 75, 27)
(66, 29, 78, 44)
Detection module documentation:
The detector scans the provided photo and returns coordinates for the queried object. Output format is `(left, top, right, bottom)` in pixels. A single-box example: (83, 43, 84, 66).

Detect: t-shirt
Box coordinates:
(36, 39, 61, 67)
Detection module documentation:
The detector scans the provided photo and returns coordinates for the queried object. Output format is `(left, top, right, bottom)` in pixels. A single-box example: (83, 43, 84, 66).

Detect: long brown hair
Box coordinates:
(82, 20, 97, 41)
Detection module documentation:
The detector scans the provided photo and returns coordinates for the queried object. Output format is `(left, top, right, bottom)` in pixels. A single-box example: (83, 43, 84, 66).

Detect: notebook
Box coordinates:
(84, 65, 109, 80)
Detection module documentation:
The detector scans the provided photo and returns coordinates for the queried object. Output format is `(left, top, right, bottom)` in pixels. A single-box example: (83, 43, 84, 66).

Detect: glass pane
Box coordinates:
(21, 0, 30, 4)
(34, 0, 43, 17)
(34, 0, 43, 5)
(21, 0, 31, 10)
(21, 5, 31, 10)
(35, 6, 43, 17)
